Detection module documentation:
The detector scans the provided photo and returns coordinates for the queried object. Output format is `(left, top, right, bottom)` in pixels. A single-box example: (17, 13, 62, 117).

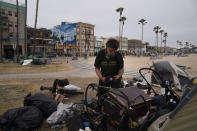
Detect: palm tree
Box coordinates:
(138, 19, 147, 44)
(159, 29, 164, 52)
(185, 42, 189, 48)
(179, 41, 183, 51)
(119, 16, 126, 50)
(185, 42, 189, 53)
(163, 32, 168, 53)
(153, 26, 161, 51)
(138, 19, 147, 55)
(144, 42, 149, 47)
(116, 7, 124, 50)
(176, 40, 180, 49)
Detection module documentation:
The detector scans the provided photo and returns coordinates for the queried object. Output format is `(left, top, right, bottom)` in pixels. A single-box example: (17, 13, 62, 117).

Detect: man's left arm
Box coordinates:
(114, 68, 124, 80)
(114, 52, 124, 80)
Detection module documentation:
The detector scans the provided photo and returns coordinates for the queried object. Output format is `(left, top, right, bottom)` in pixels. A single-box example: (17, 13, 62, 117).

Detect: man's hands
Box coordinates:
(101, 76, 106, 82)
(114, 74, 121, 80)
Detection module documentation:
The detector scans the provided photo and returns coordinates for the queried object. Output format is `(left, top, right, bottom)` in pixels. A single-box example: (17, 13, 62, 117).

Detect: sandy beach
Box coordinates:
(87, 54, 197, 77)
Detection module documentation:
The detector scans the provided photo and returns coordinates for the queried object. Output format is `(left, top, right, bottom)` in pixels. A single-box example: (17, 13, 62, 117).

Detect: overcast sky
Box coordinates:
(3, 0, 197, 47)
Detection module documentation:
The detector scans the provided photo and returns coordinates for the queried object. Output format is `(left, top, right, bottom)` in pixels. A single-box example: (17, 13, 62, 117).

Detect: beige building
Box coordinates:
(0, 1, 25, 59)
(114, 36, 128, 51)
(100, 36, 128, 51)
(76, 22, 95, 56)
(128, 39, 142, 54)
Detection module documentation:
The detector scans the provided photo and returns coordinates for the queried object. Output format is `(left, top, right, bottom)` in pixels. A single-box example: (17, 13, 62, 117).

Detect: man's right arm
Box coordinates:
(95, 68, 105, 82)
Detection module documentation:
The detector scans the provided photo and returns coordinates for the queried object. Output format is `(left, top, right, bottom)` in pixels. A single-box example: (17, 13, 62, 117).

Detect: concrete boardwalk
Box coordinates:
(0, 58, 137, 79)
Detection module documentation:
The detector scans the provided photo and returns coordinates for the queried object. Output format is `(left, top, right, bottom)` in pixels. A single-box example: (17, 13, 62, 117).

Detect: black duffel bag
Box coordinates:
(24, 93, 58, 118)
(0, 106, 43, 131)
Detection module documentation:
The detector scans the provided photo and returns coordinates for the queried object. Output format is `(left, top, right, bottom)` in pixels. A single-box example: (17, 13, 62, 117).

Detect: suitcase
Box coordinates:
(102, 86, 152, 125)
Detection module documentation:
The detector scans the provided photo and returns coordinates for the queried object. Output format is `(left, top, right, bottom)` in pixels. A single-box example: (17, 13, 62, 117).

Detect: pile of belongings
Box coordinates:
(151, 61, 194, 91)
(40, 78, 83, 102)
(0, 93, 58, 131)
(0, 78, 83, 131)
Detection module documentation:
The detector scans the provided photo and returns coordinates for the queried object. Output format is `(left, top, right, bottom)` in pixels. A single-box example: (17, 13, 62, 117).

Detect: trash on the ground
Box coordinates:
(157, 55, 163, 59)
(46, 103, 74, 125)
(22, 59, 33, 66)
(63, 84, 81, 91)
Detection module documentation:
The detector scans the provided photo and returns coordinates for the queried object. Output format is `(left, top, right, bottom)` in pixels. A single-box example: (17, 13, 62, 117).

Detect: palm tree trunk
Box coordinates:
(156, 33, 158, 51)
(155, 34, 156, 49)
(119, 14, 121, 50)
(160, 33, 162, 53)
(141, 24, 143, 43)
(120, 22, 124, 51)
(164, 38, 166, 53)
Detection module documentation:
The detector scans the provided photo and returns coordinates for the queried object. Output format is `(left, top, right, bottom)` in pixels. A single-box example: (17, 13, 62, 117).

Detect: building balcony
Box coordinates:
(0, 15, 8, 19)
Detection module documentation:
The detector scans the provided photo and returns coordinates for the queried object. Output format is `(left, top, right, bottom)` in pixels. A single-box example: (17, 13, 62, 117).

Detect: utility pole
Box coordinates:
(24, 0, 27, 58)
(33, 0, 39, 58)
(16, 0, 19, 62)
(0, 8, 2, 62)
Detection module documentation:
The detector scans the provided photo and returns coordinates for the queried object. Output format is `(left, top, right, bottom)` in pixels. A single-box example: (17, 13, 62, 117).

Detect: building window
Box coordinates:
(82, 28, 85, 33)
(86, 29, 89, 33)
(15, 12, 18, 17)
(90, 35, 94, 40)
(8, 11, 12, 16)
(1, 9, 5, 15)
(35, 47, 41, 52)
(90, 29, 93, 34)
(77, 35, 79, 39)
(9, 32, 13, 37)
(3, 22, 7, 26)
(81, 35, 85, 39)
(9, 22, 13, 27)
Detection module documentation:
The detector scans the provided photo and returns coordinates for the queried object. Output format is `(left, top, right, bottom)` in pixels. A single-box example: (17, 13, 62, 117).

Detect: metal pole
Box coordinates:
(24, 0, 27, 58)
(34, 0, 39, 30)
(141, 23, 143, 55)
(0, 8, 2, 61)
(33, 0, 39, 58)
(16, 0, 19, 62)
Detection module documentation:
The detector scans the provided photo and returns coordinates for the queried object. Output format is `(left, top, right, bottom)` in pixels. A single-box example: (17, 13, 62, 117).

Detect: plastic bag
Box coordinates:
(47, 103, 74, 124)
(63, 84, 81, 91)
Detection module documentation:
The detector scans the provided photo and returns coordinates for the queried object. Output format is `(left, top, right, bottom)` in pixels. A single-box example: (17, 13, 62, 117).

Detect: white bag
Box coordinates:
(47, 103, 73, 124)
(63, 84, 81, 91)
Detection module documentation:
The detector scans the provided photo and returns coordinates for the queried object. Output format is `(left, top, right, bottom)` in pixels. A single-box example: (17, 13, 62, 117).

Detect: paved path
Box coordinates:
(0, 59, 138, 79)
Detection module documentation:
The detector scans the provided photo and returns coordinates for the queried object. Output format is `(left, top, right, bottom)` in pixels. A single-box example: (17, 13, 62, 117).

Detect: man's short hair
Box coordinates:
(106, 38, 119, 50)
